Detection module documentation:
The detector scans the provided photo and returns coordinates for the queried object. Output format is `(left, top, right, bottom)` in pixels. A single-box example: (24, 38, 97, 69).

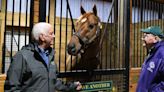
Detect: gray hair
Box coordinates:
(32, 22, 52, 41)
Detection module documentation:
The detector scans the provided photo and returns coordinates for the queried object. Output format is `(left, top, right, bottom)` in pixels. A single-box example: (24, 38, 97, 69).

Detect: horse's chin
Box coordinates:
(68, 52, 77, 56)
(68, 49, 82, 56)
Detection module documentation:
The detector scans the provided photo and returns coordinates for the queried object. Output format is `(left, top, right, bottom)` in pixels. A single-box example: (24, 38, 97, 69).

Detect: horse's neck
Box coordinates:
(81, 38, 100, 59)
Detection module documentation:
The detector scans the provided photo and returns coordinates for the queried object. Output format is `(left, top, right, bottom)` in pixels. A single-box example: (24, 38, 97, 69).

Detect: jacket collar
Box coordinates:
(22, 42, 54, 62)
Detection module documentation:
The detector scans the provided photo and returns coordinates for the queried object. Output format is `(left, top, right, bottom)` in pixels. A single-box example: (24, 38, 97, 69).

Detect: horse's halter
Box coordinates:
(73, 19, 101, 49)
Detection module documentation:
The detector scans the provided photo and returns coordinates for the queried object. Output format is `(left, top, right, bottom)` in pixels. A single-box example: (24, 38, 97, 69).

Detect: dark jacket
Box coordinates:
(4, 42, 77, 92)
(136, 41, 164, 92)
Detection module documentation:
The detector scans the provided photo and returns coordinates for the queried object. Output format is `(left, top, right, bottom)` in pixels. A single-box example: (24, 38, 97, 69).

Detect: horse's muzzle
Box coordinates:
(67, 43, 77, 55)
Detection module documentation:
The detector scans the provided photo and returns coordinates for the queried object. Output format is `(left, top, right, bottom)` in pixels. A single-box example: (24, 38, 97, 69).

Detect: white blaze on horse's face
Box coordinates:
(67, 5, 101, 56)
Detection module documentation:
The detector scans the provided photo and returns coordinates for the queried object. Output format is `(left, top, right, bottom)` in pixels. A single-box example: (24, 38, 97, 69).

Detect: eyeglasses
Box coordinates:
(142, 33, 155, 39)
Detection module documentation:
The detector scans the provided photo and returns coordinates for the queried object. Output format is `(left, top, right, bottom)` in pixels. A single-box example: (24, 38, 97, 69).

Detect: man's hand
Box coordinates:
(74, 81, 82, 90)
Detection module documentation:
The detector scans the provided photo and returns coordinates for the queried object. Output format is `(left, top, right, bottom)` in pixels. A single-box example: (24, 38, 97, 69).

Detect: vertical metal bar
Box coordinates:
(18, 0, 22, 51)
(65, 3, 68, 72)
(54, 0, 56, 49)
(122, 0, 125, 68)
(10, 0, 15, 63)
(66, 0, 76, 70)
(155, 2, 157, 25)
(25, 0, 28, 45)
(142, 0, 146, 65)
(163, 5, 164, 30)
(66, 0, 75, 33)
(53, 0, 56, 74)
(162, 4, 164, 30)
(153, 2, 155, 26)
(48, 0, 50, 23)
(105, 20, 108, 69)
(143, 0, 146, 27)
(2, 0, 8, 73)
(117, 0, 121, 68)
(109, 17, 112, 68)
(105, 19, 108, 69)
(139, 0, 143, 67)
(139, 0, 142, 66)
(113, 6, 117, 68)
(111, 11, 115, 68)
(151, 1, 153, 25)
(39, 0, 46, 22)
(133, 0, 136, 67)
(158, 3, 161, 26)
(29, 0, 34, 42)
(59, 0, 63, 72)
(124, 0, 130, 91)
(136, 0, 139, 67)
(147, 0, 149, 27)
(140, 0, 143, 22)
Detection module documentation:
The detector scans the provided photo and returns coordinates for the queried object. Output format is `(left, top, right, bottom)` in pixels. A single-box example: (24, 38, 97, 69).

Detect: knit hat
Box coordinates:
(141, 26, 164, 38)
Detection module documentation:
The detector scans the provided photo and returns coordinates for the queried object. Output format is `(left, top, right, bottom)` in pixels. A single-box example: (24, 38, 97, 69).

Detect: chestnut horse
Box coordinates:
(66, 5, 101, 81)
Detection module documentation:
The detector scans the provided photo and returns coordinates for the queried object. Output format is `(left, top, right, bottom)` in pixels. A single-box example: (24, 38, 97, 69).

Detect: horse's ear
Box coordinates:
(92, 4, 97, 16)
(80, 6, 86, 15)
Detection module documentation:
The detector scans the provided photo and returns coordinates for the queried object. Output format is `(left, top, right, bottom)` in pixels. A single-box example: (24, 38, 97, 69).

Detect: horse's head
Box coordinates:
(67, 5, 101, 56)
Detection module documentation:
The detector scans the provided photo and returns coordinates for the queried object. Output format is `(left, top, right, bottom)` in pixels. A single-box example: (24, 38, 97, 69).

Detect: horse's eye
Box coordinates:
(89, 24, 94, 30)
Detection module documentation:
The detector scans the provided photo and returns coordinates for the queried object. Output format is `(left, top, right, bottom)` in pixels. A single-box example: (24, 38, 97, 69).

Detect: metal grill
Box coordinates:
(2, 0, 32, 73)
(131, 0, 164, 68)
(44, 0, 130, 91)
(2, 0, 131, 91)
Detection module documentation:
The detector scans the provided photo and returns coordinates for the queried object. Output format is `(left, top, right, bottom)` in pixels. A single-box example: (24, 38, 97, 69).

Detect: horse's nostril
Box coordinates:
(71, 44, 75, 48)
(68, 44, 76, 52)
(68, 44, 75, 49)
(71, 48, 76, 53)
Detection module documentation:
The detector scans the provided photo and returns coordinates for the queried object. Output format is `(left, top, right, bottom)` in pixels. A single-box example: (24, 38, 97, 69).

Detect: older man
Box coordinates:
(136, 26, 164, 92)
(4, 22, 81, 92)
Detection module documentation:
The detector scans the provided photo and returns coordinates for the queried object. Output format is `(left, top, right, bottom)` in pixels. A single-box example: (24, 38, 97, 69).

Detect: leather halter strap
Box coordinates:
(73, 24, 101, 46)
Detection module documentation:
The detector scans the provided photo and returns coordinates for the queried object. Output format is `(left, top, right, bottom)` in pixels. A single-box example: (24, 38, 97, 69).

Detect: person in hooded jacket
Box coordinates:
(4, 22, 82, 92)
(136, 26, 164, 92)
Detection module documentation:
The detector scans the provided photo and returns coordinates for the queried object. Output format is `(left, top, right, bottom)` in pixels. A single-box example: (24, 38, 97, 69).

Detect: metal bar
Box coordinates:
(109, 17, 112, 68)
(2, 0, 8, 73)
(18, 0, 22, 51)
(29, 0, 34, 42)
(140, 0, 143, 22)
(161, 4, 164, 29)
(65, 0, 74, 71)
(48, 0, 50, 23)
(13, 36, 18, 47)
(147, 0, 149, 27)
(105, 27, 107, 69)
(153, 2, 155, 25)
(133, 0, 136, 67)
(158, 3, 160, 25)
(139, 0, 142, 66)
(151, 1, 153, 25)
(136, 0, 139, 67)
(53, 0, 56, 49)
(99, 0, 115, 50)
(66, 0, 75, 32)
(118, 0, 121, 68)
(58, 68, 126, 78)
(39, 0, 46, 22)
(10, 0, 15, 63)
(59, 0, 63, 72)
(25, 0, 29, 45)
(143, 0, 147, 66)
(124, 0, 130, 91)
(163, 4, 164, 30)
(65, 3, 68, 72)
